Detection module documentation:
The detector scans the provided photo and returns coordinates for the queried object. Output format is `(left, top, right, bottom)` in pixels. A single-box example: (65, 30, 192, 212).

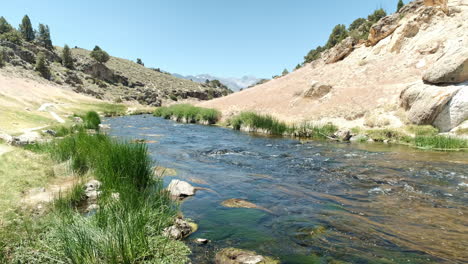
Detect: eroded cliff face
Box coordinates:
(200, 0, 468, 133)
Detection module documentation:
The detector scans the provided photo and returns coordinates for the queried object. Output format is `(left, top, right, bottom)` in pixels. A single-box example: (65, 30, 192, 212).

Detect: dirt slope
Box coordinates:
(200, 0, 468, 130)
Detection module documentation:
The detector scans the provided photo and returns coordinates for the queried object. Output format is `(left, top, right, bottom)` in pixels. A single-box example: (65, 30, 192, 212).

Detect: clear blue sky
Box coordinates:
(2, 0, 406, 78)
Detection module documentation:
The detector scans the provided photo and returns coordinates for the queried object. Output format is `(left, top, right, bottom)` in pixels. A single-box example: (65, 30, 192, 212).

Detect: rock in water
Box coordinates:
(334, 130, 352, 141)
(221, 198, 272, 213)
(162, 218, 197, 240)
(167, 179, 195, 197)
(215, 248, 279, 264)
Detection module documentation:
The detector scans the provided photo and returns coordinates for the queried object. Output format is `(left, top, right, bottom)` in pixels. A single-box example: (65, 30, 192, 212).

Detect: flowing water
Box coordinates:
(107, 115, 468, 264)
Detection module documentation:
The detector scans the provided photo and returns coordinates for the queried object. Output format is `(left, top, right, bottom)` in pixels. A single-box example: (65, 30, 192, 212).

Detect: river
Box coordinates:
(107, 115, 468, 264)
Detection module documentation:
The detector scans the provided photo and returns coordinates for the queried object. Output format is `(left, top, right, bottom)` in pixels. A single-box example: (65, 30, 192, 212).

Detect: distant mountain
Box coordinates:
(172, 73, 261, 91)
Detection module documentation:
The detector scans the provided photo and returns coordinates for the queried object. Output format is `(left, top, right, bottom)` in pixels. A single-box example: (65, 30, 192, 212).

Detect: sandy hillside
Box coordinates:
(0, 67, 103, 134)
(200, 0, 468, 130)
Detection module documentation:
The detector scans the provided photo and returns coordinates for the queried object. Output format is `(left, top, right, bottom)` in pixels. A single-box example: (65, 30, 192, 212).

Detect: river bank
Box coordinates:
(153, 104, 468, 152)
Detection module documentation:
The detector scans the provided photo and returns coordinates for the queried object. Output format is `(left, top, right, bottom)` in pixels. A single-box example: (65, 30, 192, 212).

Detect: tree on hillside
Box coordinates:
(19, 15, 35, 42)
(0, 17, 13, 34)
(282, 69, 289, 76)
(397, 0, 405, 12)
(35, 52, 50, 79)
(294, 64, 302, 70)
(304, 45, 325, 63)
(348, 18, 367, 31)
(90, 45, 110, 64)
(0, 51, 4, 68)
(136, 58, 144, 66)
(326, 24, 348, 49)
(37, 24, 53, 50)
(368, 9, 387, 23)
(62, 44, 74, 69)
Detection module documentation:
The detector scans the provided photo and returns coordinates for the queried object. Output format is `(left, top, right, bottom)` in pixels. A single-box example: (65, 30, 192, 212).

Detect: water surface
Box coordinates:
(107, 115, 468, 264)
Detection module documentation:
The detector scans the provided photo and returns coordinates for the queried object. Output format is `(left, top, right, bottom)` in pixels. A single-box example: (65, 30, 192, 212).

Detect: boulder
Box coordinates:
(167, 180, 195, 198)
(433, 87, 468, 132)
(324, 37, 357, 64)
(84, 179, 102, 202)
(42, 129, 57, 136)
(302, 81, 332, 99)
(84, 63, 114, 82)
(400, 82, 461, 125)
(423, 49, 468, 84)
(423, 0, 448, 12)
(367, 14, 400, 46)
(11, 132, 42, 146)
(215, 248, 279, 264)
(334, 130, 352, 141)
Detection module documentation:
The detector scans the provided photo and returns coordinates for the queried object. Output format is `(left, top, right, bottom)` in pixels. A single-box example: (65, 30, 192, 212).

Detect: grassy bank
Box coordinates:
(1, 116, 190, 263)
(154, 104, 220, 124)
(227, 112, 338, 139)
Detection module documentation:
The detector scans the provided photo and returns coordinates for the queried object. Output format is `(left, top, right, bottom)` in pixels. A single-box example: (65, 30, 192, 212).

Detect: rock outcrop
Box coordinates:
(433, 87, 468, 132)
(324, 37, 357, 64)
(302, 81, 332, 99)
(400, 82, 464, 130)
(367, 13, 400, 46)
(423, 49, 468, 84)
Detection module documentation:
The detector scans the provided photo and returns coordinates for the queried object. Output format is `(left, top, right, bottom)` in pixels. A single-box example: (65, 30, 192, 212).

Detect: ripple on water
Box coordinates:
(107, 115, 468, 264)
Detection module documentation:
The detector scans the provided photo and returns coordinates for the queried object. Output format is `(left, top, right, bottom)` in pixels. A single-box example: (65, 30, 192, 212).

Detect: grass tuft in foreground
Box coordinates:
(154, 104, 220, 124)
(83, 111, 101, 130)
(5, 131, 190, 263)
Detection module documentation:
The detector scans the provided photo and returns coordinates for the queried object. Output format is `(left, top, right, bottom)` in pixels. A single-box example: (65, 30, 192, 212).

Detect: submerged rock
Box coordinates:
(167, 179, 195, 198)
(221, 198, 272, 213)
(215, 248, 279, 264)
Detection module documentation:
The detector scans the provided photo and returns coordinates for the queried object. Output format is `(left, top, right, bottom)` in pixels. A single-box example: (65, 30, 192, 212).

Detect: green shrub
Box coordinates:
(289, 122, 338, 139)
(366, 128, 409, 142)
(90, 45, 110, 64)
(62, 44, 74, 69)
(0, 16, 13, 34)
(154, 104, 220, 124)
(35, 52, 50, 79)
(83, 111, 101, 130)
(0, 30, 22, 45)
(0, 51, 4, 68)
(326, 24, 348, 49)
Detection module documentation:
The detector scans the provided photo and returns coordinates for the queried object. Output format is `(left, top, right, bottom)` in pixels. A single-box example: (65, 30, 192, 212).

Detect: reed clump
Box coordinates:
(153, 104, 220, 124)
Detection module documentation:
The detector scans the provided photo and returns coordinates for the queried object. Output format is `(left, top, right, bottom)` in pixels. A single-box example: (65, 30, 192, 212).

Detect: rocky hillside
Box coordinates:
(0, 41, 231, 107)
(172, 73, 261, 91)
(200, 0, 467, 133)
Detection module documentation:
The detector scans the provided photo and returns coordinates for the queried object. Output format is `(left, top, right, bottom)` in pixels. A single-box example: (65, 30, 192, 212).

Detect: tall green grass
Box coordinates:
(12, 132, 190, 263)
(414, 135, 468, 150)
(154, 104, 220, 124)
(83, 111, 101, 130)
(228, 112, 289, 135)
(227, 112, 338, 138)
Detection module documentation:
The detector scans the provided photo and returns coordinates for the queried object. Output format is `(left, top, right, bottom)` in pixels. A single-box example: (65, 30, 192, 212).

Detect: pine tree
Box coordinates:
(0, 16, 13, 34)
(397, 0, 405, 12)
(35, 52, 50, 79)
(19, 15, 35, 41)
(37, 24, 53, 49)
(282, 69, 289, 76)
(294, 64, 302, 70)
(136, 58, 144, 66)
(326, 24, 348, 49)
(0, 51, 4, 68)
(62, 44, 74, 69)
(90, 45, 110, 64)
